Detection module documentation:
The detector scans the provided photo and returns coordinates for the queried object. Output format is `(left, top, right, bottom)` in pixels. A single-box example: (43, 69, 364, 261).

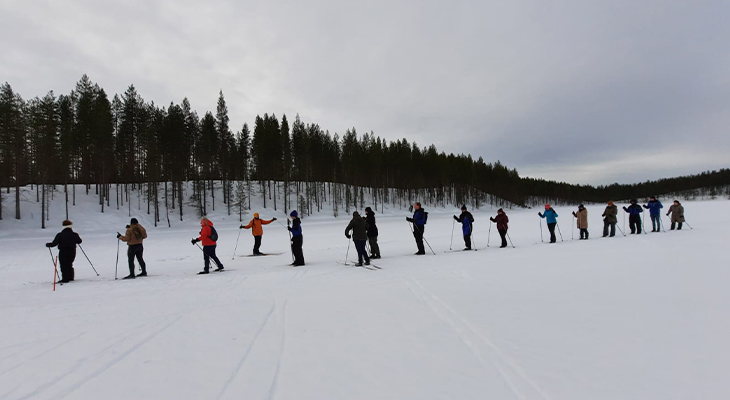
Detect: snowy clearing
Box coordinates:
(1, 193, 728, 400)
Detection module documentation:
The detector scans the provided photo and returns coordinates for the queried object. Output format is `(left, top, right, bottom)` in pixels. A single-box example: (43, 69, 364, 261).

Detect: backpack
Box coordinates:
(208, 226, 219, 242)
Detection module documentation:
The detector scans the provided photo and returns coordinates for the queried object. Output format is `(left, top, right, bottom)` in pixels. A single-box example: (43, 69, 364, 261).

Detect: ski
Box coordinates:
(241, 252, 284, 257)
(336, 261, 378, 270)
(443, 248, 478, 253)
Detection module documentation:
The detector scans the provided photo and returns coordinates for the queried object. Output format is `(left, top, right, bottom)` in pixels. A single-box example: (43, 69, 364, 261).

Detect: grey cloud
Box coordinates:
(2, 0, 728, 185)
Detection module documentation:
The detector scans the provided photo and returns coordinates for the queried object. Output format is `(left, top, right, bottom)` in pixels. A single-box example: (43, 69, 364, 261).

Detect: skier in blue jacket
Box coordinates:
(538, 204, 559, 243)
(406, 202, 427, 255)
(453, 205, 475, 250)
(643, 196, 663, 232)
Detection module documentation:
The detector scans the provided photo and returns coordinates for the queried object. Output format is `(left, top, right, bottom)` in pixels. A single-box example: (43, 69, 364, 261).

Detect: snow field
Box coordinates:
(1, 191, 729, 399)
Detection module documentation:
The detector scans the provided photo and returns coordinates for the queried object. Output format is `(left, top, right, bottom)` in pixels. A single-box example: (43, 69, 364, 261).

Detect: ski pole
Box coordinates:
(115, 238, 120, 280)
(471, 227, 477, 250)
(286, 219, 294, 263)
(616, 224, 626, 237)
(487, 221, 492, 247)
(539, 218, 544, 242)
(232, 229, 242, 260)
(623, 210, 626, 234)
(572, 214, 575, 240)
(195, 242, 204, 252)
(344, 237, 352, 265)
(641, 212, 647, 234)
(556, 222, 564, 242)
(421, 231, 436, 255)
(449, 219, 455, 250)
(506, 232, 515, 248)
(78, 244, 99, 276)
(49, 247, 61, 287)
(683, 220, 693, 230)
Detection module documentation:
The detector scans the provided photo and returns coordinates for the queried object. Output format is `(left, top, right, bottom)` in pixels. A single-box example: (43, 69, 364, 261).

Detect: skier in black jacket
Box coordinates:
(364, 207, 380, 259)
(623, 199, 644, 234)
(46, 219, 82, 283)
(453, 205, 475, 250)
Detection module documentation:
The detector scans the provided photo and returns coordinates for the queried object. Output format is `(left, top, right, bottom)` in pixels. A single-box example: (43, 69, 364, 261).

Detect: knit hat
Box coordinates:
(608, 201, 614, 206)
(579, 204, 584, 208)
(461, 204, 467, 210)
(130, 218, 138, 225)
(365, 207, 372, 213)
(650, 196, 656, 200)
(254, 212, 259, 218)
(62, 219, 73, 227)
(353, 211, 360, 217)
(497, 208, 504, 213)
(544, 204, 550, 210)
(290, 210, 298, 218)
(630, 199, 637, 204)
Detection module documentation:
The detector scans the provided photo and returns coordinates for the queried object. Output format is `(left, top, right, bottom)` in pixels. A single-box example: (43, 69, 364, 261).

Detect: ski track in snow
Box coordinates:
(216, 303, 277, 400)
(50, 315, 183, 399)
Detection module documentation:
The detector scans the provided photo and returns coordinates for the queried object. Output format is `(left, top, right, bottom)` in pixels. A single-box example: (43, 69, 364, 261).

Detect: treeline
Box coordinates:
(1, 75, 729, 227)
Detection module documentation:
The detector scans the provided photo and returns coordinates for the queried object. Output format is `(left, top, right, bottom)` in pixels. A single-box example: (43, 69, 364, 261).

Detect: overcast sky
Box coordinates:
(1, 0, 728, 185)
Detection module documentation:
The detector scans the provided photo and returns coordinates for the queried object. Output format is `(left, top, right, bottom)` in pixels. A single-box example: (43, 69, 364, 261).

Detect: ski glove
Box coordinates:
(490, 217, 495, 222)
(538, 212, 543, 217)
(406, 217, 413, 222)
(272, 217, 277, 221)
(45, 242, 52, 247)
(116, 233, 122, 239)
(453, 215, 458, 221)
(345, 233, 351, 239)
(191, 238, 200, 245)
(572, 211, 577, 217)
(623, 207, 628, 212)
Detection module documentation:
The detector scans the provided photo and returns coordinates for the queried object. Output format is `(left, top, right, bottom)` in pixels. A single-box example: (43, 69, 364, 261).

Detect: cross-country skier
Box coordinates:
(46, 219, 82, 283)
(602, 201, 618, 237)
(364, 207, 380, 259)
(572, 204, 589, 240)
(538, 204, 559, 243)
(345, 211, 370, 266)
(623, 199, 644, 234)
(117, 218, 148, 279)
(240, 212, 276, 255)
(191, 218, 224, 274)
(643, 196, 664, 232)
(667, 200, 685, 230)
(288, 211, 305, 266)
(406, 202, 427, 255)
(453, 205, 475, 250)
(490, 208, 509, 248)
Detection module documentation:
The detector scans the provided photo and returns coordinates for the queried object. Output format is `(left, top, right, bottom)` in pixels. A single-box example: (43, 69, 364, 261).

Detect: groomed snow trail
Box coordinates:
(1, 200, 729, 399)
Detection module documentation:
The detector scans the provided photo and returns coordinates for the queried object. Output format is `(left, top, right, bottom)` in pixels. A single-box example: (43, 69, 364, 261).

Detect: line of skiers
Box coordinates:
(44, 198, 687, 283)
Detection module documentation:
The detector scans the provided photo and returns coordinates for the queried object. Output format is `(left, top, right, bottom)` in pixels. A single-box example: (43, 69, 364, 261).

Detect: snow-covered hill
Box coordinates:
(1, 192, 728, 399)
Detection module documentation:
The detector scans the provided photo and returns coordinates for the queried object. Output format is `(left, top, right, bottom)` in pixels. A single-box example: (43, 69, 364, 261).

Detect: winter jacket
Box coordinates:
(602, 205, 618, 223)
(288, 218, 303, 236)
(48, 228, 82, 250)
(365, 210, 378, 237)
(242, 217, 273, 236)
(120, 224, 147, 246)
(455, 211, 474, 235)
(408, 208, 427, 227)
(197, 220, 217, 246)
(643, 200, 663, 215)
(572, 209, 588, 229)
(490, 214, 509, 230)
(623, 204, 643, 215)
(667, 203, 685, 223)
(539, 208, 558, 224)
(345, 215, 369, 241)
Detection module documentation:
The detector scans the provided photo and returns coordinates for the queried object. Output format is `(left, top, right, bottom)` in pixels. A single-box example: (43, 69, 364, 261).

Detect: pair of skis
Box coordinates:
(337, 261, 381, 270)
